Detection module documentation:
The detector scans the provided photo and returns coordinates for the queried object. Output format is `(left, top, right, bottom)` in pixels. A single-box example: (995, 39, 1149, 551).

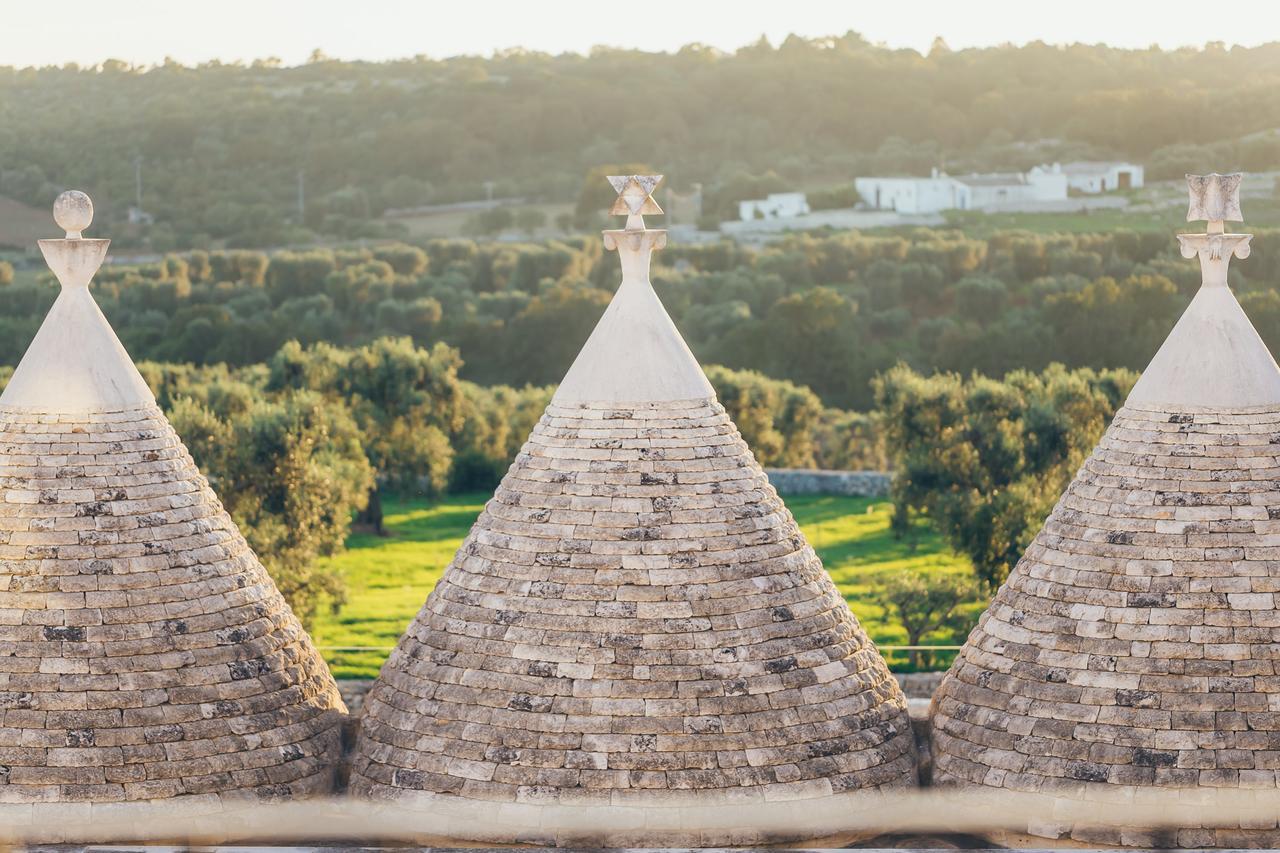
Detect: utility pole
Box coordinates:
(483, 180, 495, 204)
(133, 155, 143, 210)
(296, 169, 306, 223)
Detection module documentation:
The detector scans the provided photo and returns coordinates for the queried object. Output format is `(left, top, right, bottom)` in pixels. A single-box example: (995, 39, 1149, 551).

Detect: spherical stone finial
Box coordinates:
(53, 190, 94, 239)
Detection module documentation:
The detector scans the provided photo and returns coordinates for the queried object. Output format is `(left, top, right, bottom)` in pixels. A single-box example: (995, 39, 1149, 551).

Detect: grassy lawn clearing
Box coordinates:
(310, 493, 974, 678)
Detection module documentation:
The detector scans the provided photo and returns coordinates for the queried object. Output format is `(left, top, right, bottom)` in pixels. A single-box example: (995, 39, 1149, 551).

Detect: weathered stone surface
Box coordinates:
(351, 399, 916, 804)
(352, 181, 915, 816)
(765, 469, 891, 499)
(0, 405, 346, 803)
(0, 192, 346, 806)
(932, 402, 1280, 844)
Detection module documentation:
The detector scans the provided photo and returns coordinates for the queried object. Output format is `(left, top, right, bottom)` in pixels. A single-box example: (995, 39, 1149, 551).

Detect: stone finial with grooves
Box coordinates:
(1178, 173, 1251, 271)
(1187, 172, 1243, 229)
(603, 174, 666, 257)
(553, 170, 709, 403)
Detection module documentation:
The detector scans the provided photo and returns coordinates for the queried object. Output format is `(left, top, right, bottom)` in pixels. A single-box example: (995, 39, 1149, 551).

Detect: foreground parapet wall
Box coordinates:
(1, 786, 1280, 846)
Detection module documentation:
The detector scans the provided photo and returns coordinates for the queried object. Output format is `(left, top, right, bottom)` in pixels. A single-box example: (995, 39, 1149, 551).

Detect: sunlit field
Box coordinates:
(311, 492, 973, 679)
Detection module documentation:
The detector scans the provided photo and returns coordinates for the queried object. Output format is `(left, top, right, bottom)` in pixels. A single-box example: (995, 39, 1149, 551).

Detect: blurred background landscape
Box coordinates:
(3, 2, 1278, 675)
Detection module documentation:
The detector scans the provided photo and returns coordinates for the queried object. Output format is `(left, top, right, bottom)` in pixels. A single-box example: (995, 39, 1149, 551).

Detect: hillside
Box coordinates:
(0, 194, 51, 249)
(4, 38, 1280, 248)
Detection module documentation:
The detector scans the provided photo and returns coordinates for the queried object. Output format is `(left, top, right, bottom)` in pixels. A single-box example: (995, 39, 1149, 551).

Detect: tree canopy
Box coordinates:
(5, 37, 1280, 247)
(875, 362, 1137, 587)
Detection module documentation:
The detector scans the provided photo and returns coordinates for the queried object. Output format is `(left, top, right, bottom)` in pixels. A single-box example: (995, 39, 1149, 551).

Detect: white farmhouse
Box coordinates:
(856, 164, 1069, 214)
(955, 164, 1068, 208)
(854, 170, 971, 214)
(738, 192, 810, 221)
(1061, 161, 1144, 193)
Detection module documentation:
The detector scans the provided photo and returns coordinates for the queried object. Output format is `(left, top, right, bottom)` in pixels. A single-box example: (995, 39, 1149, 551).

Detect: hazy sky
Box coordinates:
(5, 0, 1280, 68)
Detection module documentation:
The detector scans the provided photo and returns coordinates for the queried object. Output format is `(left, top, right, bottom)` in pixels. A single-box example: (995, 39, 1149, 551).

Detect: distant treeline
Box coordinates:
(2, 228, 1278, 409)
(6, 36, 1280, 246)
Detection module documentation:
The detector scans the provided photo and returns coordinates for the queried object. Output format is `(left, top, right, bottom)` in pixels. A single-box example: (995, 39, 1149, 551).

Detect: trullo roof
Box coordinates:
(0, 193, 344, 807)
(930, 174, 1280, 846)
(351, 176, 916, 837)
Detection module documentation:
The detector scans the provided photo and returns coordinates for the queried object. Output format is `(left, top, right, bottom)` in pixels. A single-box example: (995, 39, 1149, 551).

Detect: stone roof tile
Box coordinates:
(931, 174, 1280, 845)
(351, 179, 917, 837)
(0, 194, 345, 806)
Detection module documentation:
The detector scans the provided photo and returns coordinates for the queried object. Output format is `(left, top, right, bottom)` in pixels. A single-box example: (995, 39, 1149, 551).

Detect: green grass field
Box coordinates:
(310, 493, 974, 679)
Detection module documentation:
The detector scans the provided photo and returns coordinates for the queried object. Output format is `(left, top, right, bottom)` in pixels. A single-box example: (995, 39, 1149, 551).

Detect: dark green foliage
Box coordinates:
(168, 389, 375, 626)
(705, 365, 824, 468)
(8, 40, 1280, 249)
(266, 337, 466, 530)
(872, 570, 982, 668)
(4, 224, 1273, 413)
(807, 184, 862, 212)
(876, 362, 1137, 587)
(449, 382, 554, 492)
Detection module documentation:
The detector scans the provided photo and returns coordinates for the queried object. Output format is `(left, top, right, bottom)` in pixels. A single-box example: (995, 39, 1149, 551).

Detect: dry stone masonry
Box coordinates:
(931, 174, 1280, 846)
(0, 193, 345, 808)
(351, 176, 917, 832)
(765, 469, 891, 499)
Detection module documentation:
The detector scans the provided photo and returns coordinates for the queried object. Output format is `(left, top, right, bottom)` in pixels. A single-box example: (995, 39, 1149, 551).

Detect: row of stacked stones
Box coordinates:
(931, 174, 1280, 846)
(0, 184, 919, 839)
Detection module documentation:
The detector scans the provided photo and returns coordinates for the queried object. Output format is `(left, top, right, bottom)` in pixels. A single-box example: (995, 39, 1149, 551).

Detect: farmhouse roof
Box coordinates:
(1061, 160, 1139, 175)
(953, 172, 1031, 187)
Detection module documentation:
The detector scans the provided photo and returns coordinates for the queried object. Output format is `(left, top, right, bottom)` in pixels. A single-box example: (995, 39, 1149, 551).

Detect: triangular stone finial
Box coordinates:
(0, 190, 154, 412)
(553, 171, 710, 404)
(1127, 172, 1280, 408)
(607, 174, 663, 230)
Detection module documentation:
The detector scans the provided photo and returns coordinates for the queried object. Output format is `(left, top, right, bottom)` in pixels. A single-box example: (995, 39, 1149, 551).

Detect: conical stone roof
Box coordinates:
(351, 177, 916, 827)
(0, 193, 344, 807)
(931, 176, 1280, 846)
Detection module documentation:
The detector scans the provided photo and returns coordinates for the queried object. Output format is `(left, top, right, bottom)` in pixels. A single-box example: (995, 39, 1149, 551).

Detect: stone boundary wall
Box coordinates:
(895, 671, 944, 699)
(764, 468, 892, 498)
(339, 679, 376, 716)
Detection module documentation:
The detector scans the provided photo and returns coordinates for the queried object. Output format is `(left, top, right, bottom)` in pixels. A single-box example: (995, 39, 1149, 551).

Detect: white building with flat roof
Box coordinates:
(738, 192, 810, 221)
(856, 164, 1070, 214)
(955, 164, 1068, 208)
(854, 170, 971, 214)
(1062, 161, 1144, 193)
